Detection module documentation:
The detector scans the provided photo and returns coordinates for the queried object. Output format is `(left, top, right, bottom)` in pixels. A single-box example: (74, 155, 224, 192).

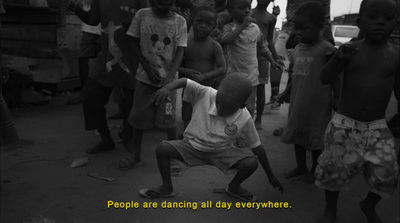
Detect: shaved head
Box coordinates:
(216, 73, 252, 117)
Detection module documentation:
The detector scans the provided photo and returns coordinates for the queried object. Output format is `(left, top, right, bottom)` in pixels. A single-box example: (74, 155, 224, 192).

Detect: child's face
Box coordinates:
(293, 16, 321, 44)
(192, 10, 217, 39)
(358, 0, 398, 43)
(229, 0, 252, 23)
(153, 0, 176, 15)
(215, 93, 241, 117)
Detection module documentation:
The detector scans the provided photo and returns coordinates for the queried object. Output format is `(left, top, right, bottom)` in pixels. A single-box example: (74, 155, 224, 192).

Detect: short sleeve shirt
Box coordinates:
(222, 22, 262, 86)
(127, 8, 187, 87)
(183, 79, 261, 152)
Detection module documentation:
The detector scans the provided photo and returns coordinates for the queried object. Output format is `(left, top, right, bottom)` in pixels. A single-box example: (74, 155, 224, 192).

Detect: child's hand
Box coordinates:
(188, 71, 204, 83)
(269, 175, 284, 193)
(151, 88, 170, 106)
(271, 61, 283, 71)
(336, 42, 358, 59)
(242, 16, 256, 28)
(147, 67, 162, 85)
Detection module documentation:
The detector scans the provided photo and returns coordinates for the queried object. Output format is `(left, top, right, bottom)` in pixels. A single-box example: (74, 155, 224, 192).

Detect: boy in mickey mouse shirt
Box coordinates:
(121, 0, 187, 170)
(139, 73, 283, 201)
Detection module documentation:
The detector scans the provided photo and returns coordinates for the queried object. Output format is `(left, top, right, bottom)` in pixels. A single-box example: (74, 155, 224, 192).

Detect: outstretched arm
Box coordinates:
(321, 42, 358, 85)
(252, 145, 283, 193)
(152, 78, 188, 106)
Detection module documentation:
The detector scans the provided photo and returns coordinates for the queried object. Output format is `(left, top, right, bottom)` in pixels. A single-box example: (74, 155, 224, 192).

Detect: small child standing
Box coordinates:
(221, 0, 282, 117)
(251, 0, 283, 129)
(280, 2, 335, 184)
(119, 0, 187, 170)
(315, 0, 399, 222)
(179, 6, 226, 131)
(138, 73, 283, 201)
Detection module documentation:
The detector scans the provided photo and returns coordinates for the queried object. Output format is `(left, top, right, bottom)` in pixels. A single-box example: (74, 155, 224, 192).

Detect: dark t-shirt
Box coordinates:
(86, 0, 147, 89)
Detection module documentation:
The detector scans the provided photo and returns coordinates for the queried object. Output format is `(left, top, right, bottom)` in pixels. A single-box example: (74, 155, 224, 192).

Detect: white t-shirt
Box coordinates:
(183, 79, 261, 152)
(222, 22, 263, 87)
(127, 8, 187, 87)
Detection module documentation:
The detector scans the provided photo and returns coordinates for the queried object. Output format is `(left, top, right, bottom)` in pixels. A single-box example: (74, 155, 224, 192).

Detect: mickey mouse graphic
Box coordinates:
(148, 34, 171, 78)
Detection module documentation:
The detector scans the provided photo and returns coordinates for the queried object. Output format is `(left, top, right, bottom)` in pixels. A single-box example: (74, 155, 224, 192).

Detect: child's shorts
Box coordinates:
(128, 81, 176, 129)
(165, 138, 256, 175)
(315, 113, 399, 198)
(258, 59, 270, 85)
(79, 31, 100, 58)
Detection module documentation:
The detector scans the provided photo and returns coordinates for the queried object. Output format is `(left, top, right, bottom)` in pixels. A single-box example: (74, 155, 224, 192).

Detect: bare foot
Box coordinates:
(360, 201, 383, 223)
(284, 167, 308, 178)
(299, 172, 316, 184)
(255, 121, 262, 130)
(315, 209, 336, 223)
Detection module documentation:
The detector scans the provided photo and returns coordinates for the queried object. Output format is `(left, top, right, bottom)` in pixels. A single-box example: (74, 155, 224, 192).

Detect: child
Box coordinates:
(315, 0, 400, 222)
(139, 73, 283, 201)
(69, 0, 147, 154)
(280, 2, 335, 184)
(251, 0, 283, 129)
(221, 0, 282, 117)
(118, 0, 187, 170)
(67, 0, 101, 105)
(179, 5, 226, 131)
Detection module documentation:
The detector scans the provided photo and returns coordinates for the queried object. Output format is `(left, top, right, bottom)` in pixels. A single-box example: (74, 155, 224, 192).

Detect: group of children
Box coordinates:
(71, 0, 399, 222)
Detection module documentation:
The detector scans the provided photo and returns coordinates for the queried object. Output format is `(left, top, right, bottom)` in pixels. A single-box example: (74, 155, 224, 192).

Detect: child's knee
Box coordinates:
(237, 157, 258, 171)
(156, 142, 171, 155)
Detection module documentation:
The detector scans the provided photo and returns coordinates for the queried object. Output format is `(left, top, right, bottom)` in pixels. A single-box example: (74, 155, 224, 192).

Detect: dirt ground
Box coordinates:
(1, 73, 399, 223)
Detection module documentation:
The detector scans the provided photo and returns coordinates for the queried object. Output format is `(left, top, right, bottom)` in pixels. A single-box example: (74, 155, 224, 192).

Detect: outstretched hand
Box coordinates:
(336, 42, 358, 59)
(269, 175, 284, 193)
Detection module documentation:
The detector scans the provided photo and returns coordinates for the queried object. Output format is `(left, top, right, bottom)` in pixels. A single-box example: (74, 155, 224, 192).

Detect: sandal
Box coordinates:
(139, 188, 175, 199)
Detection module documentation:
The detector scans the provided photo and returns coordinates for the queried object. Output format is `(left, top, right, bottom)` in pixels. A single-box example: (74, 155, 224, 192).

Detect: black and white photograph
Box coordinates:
(1, 0, 399, 222)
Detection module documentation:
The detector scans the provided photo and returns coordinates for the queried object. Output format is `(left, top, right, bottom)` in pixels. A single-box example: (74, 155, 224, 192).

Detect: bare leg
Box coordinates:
(359, 192, 383, 223)
(152, 142, 184, 194)
(315, 190, 339, 223)
(255, 84, 265, 130)
(300, 150, 321, 184)
(285, 144, 308, 178)
(128, 128, 143, 163)
(87, 122, 115, 154)
(228, 157, 258, 194)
